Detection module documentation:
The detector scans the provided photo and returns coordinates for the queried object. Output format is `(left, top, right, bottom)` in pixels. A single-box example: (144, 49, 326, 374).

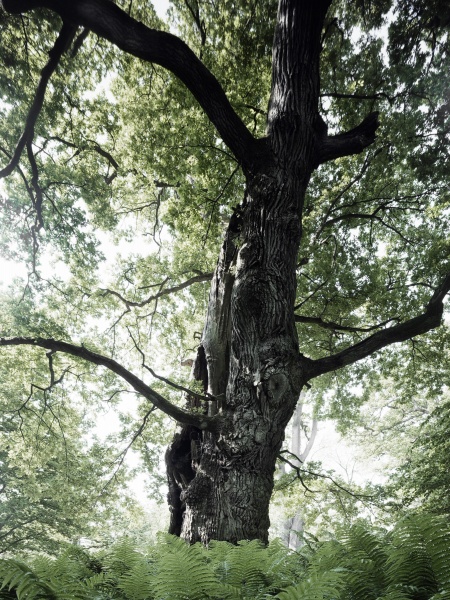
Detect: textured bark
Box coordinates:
(179, 177, 308, 543)
(169, 0, 332, 544)
(4, 0, 450, 546)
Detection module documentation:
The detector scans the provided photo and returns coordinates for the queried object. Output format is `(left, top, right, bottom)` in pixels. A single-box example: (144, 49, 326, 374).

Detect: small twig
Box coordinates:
(279, 450, 375, 499)
(277, 454, 317, 494)
(100, 405, 156, 494)
(127, 327, 213, 402)
(202, 165, 239, 247)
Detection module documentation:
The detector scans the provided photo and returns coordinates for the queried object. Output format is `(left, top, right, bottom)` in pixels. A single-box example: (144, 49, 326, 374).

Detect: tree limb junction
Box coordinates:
(2, 0, 260, 172)
(0, 336, 219, 431)
(316, 112, 380, 165)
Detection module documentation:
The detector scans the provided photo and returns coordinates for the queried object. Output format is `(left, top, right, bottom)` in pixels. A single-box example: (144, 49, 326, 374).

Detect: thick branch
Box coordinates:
(316, 111, 380, 165)
(0, 21, 76, 178)
(306, 273, 450, 379)
(2, 0, 261, 172)
(0, 336, 218, 431)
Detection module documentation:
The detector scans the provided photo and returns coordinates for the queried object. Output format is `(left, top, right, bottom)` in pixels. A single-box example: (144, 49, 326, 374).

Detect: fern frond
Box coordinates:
(374, 592, 413, 600)
(274, 571, 344, 599)
(384, 514, 441, 594)
(117, 559, 154, 600)
(0, 558, 58, 600)
(429, 592, 450, 600)
(265, 538, 309, 592)
(151, 534, 222, 599)
(102, 538, 145, 577)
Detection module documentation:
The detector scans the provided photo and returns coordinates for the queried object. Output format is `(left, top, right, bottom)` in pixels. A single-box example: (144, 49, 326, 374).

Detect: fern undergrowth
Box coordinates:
(0, 514, 449, 599)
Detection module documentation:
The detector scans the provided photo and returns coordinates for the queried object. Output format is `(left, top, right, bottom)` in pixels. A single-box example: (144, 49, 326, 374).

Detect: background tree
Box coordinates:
(0, 0, 448, 545)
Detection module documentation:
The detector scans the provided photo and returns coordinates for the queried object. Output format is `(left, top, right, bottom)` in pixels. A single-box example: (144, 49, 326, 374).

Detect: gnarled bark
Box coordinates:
(3, 0, 449, 546)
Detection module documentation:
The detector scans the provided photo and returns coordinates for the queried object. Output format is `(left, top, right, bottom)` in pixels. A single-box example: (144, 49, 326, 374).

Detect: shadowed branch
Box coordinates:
(0, 336, 219, 431)
(316, 112, 380, 165)
(306, 273, 450, 379)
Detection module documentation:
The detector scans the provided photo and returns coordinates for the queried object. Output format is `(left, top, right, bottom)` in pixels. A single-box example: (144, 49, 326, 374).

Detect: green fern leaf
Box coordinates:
(275, 571, 344, 599)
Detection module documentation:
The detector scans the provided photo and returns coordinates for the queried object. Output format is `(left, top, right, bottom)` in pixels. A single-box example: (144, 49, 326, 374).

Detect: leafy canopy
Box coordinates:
(0, 0, 448, 547)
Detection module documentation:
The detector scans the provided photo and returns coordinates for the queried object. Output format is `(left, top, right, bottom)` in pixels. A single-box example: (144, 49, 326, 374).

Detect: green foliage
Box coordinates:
(390, 400, 450, 516)
(0, 0, 449, 556)
(279, 515, 450, 600)
(0, 329, 138, 554)
(0, 515, 449, 599)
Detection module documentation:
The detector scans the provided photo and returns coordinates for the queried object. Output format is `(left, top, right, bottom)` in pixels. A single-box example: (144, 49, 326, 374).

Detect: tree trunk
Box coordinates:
(167, 174, 308, 543)
(166, 0, 331, 545)
(166, 172, 314, 543)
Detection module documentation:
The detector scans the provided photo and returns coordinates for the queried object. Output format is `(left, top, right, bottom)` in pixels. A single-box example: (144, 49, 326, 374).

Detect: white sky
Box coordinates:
(153, 0, 170, 19)
(0, 0, 385, 526)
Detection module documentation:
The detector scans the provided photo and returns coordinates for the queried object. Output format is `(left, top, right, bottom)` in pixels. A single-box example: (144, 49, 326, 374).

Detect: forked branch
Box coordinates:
(0, 337, 219, 431)
(306, 273, 450, 379)
(2, 0, 260, 171)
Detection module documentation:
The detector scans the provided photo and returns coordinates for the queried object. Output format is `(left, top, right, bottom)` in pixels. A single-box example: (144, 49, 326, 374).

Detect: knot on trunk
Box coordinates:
(267, 372, 288, 404)
(255, 370, 289, 418)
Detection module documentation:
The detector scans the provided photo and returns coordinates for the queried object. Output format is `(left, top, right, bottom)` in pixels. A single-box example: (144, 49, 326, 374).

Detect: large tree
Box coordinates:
(0, 0, 448, 544)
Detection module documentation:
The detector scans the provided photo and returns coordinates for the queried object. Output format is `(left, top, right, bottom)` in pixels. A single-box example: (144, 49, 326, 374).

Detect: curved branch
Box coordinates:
(2, 0, 261, 172)
(99, 272, 213, 308)
(0, 336, 219, 431)
(278, 451, 374, 499)
(0, 21, 76, 178)
(316, 111, 380, 165)
(49, 135, 119, 182)
(306, 273, 450, 379)
(127, 326, 213, 402)
(295, 314, 398, 334)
